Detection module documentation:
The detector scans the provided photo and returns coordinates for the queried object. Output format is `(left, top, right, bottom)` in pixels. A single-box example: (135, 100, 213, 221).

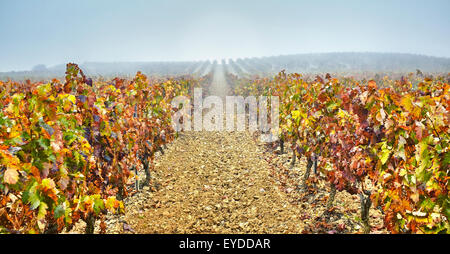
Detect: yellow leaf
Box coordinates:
(400, 94, 414, 111)
(81, 141, 91, 154)
(67, 94, 76, 104)
(291, 110, 301, 121)
(37, 202, 48, 220)
(41, 178, 56, 191)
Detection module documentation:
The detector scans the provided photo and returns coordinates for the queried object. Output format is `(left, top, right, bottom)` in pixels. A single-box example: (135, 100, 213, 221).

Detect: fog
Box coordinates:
(0, 0, 449, 72)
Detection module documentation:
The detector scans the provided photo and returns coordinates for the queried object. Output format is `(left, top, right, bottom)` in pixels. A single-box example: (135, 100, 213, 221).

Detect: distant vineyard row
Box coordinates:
(2, 53, 449, 81)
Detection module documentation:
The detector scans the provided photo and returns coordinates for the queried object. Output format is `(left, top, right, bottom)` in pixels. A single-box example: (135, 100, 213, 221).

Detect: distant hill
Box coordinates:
(1, 53, 449, 81)
(227, 52, 450, 76)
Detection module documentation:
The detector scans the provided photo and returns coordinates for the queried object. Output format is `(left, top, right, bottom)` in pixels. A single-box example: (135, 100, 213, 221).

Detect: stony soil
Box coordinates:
(66, 130, 386, 234)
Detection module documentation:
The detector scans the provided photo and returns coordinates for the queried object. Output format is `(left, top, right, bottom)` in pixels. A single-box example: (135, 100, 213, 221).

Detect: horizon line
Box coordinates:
(1, 51, 450, 73)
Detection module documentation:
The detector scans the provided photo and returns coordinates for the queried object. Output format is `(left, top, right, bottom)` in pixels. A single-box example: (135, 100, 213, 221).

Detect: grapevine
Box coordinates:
(0, 64, 196, 233)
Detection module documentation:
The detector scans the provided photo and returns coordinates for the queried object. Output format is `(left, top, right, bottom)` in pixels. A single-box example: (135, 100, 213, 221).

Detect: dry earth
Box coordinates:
(67, 129, 386, 234)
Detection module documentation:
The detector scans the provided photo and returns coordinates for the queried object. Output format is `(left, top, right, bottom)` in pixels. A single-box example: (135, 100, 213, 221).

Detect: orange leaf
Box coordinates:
(368, 80, 377, 90)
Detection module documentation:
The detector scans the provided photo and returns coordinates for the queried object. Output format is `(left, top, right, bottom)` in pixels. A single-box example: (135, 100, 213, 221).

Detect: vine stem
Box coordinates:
(425, 114, 442, 142)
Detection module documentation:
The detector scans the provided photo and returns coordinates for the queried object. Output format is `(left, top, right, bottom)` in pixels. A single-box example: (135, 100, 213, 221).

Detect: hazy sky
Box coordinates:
(0, 0, 449, 71)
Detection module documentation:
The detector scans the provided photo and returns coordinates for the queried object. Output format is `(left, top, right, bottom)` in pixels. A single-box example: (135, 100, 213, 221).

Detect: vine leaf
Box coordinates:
(4, 167, 19, 184)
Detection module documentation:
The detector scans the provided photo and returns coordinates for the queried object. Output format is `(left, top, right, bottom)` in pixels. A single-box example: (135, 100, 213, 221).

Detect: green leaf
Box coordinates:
(326, 102, 338, 112)
(37, 137, 50, 150)
(63, 132, 77, 145)
(22, 190, 30, 204)
(442, 152, 450, 169)
(417, 143, 431, 175)
(444, 199, 450, 219)
(416, 166, 432, 183)
(54, 204, 65, 219)
(23, 181, 41, 210)
(93, 198, 105, 215)
(420, 198, 436, 212)
(29, 193, 41, 210)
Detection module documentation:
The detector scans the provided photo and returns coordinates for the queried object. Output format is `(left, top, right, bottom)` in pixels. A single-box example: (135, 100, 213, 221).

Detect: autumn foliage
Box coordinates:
(239, 72, 449, 233)
(0, 63, 195, 233)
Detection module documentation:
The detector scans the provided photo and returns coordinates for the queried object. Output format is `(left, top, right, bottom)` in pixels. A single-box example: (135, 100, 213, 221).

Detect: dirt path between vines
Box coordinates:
(123, 65, 306, 233)
(118, 64, 385, 234)
(96, 128, 385, 234)
(68, 65, 386, 234)
(209, 63, 230, 98)
(125, 131, 307, 233)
